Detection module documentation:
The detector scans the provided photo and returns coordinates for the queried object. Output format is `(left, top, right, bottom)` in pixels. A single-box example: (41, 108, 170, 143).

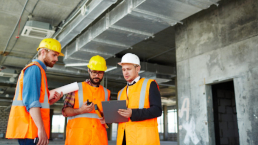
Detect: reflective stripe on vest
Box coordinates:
(12, 74, 49, 108)
(118, 79, 149, 109)
(103, 87, 108, 102)
(68, 83, 108, 120)
(118, 87, 125, 100)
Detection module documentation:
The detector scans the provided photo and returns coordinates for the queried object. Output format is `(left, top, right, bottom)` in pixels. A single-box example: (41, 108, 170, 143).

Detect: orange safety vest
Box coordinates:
(116, 78, 160, 145)
(65, 82, 110, 145)
(6, 61, 50, 139)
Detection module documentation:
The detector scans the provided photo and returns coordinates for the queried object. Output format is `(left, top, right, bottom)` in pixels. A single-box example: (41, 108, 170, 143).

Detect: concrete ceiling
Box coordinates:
(0, 0, 219, 111)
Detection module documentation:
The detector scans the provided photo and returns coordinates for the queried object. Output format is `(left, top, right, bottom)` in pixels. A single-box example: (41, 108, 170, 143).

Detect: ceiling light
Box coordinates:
(105, 66, 117, 72)
(139, 70, 145, 74)
(65, 63, 89, 67)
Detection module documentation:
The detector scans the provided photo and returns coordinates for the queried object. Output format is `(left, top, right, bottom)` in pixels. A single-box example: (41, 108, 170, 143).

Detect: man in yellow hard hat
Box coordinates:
(62, 55, 111, 145)
(6, 38, 64, 145)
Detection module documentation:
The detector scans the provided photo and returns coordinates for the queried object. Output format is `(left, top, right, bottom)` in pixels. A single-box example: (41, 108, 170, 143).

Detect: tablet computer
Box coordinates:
(102, 100, 128, 123)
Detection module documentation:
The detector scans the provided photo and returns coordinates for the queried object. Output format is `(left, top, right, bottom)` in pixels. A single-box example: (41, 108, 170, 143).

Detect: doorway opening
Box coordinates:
(212, 81, 239, 145)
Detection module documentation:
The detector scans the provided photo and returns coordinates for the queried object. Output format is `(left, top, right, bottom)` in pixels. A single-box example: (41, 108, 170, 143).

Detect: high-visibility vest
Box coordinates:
(65, 82, 110, 145)
(116, 78, 160, 145)
(6, 61, 50, 139)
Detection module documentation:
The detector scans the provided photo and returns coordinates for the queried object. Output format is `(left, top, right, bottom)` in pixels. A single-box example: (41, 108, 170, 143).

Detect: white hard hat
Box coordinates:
(118, 53, 140, 66)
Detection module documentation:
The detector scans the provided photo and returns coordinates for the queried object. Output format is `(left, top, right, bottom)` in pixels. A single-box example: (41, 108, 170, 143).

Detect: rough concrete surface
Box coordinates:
(176, 0, 258, 144)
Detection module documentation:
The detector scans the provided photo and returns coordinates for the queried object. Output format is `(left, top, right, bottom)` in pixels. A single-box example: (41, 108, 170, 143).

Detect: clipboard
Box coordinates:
(102, 100, 128, 123)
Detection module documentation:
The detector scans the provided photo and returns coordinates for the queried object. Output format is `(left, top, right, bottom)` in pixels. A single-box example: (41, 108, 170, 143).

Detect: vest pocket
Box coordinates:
(8, 116, 29, 138)
(66, 128, 90, 145)
(136, 126, 159, 145)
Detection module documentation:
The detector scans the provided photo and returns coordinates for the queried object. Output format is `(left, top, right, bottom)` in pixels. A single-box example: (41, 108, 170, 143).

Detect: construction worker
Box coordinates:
(117, 53, 162, 145)
(6, 38, 64, 145)
(62, 55, 110, 145)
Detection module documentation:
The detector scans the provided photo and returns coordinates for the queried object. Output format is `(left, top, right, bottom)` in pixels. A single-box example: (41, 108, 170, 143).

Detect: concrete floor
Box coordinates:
(0, 139, 177, 145)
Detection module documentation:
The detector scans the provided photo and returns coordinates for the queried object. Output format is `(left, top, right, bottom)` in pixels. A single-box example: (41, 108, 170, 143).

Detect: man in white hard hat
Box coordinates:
(116, 53, 162, 145)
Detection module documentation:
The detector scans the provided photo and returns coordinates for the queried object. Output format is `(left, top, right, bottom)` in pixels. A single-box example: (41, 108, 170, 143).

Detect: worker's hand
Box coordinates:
(118, 108, 132, 118)
(37, 127, 49, 145)
(79, 101, 94, 114)
(49, 91, 63, 105)
(98, 117, 106, 124)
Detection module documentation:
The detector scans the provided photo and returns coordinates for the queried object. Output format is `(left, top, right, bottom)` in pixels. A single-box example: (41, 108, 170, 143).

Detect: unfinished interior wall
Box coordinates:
(175, 0, 258, 144)
(0, 107, 9, 138)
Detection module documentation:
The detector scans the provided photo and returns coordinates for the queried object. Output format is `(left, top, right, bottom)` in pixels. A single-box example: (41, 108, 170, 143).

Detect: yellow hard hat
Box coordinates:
(87, 55, 107, 71)
(37, 38, 64, 56)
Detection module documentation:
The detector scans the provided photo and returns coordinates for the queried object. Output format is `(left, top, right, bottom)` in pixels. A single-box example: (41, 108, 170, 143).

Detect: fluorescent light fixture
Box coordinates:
(65, 63, 89, 67)
(139, 70, 145, 74)
(105, 66, 117, 72)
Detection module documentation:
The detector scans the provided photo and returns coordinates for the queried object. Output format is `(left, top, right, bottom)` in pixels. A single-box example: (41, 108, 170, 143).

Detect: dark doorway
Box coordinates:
(212, 81, 239, 145)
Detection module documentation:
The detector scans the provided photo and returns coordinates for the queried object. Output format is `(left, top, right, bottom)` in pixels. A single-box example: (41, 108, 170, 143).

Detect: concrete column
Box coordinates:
(107, 124, 112, 140)
(49, 109, 54, 140)
(63, 117, 67, 140)
(163, 105, 168, 141)
(175, 77, 179, 144)
(100, 76, 105, 86)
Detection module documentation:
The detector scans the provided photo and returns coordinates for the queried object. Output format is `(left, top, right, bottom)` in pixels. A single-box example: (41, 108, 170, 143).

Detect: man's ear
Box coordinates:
(41, 49, 47, 56)
(38, 49, 45, 58)
(136, 65, 141, 73)
(88, 68, 90, 74)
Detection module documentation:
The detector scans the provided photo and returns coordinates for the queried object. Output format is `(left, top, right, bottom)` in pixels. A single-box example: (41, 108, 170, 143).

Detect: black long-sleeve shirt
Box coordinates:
(130, 80, 162, 121)
(122, 80, 162, 145)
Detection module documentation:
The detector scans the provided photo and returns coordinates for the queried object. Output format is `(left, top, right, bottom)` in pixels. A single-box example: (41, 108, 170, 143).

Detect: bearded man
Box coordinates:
(62, 55, 110, 145)
(6, 38, 64, 145)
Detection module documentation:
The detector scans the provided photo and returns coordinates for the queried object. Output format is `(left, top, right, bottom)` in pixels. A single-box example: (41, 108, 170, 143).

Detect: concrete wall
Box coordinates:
(175, 0, 258, 144)
(0, 107, 9, 138)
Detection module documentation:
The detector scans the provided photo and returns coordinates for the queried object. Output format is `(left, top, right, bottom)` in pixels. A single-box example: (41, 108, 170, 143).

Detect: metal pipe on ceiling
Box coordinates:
(29, 0, 89, 62)
(53, 0, 90, 39)
(1, 0, 40, 65)
(3, 0, 29, 54)
(30, 0, 118, 62)
(56, 0, 119, 48)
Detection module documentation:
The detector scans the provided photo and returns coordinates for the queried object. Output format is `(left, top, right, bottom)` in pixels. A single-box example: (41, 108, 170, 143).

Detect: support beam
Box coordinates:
(110, 25, 153, 37)
(131, 8, 182, 26)
(92, 38, 131, 49)
(163, 105, 168, 141)
(64, 117, 67, 140)
(50, 109, 54, 140)
(108, 124, 113, 140)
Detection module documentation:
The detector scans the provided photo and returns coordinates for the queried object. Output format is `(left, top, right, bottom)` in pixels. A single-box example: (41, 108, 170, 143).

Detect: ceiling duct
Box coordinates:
(62, 0, 219, 65)
(0, 68, 18, 78)
(56, 0, 118, 48)
(21, 20, 55, 39)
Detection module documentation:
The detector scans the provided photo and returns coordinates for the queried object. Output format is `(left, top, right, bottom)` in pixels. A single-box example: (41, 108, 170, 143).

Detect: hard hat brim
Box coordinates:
(87, 65, 107, 71)
(118, 62, 140, 66)
(59, 52, 64, 56)
(37, 47, 64, 56)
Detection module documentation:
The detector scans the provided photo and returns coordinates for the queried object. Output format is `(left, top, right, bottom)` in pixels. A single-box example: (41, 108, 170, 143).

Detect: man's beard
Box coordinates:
(89, 76, 103, 85)
(44, 55, 56, 67)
